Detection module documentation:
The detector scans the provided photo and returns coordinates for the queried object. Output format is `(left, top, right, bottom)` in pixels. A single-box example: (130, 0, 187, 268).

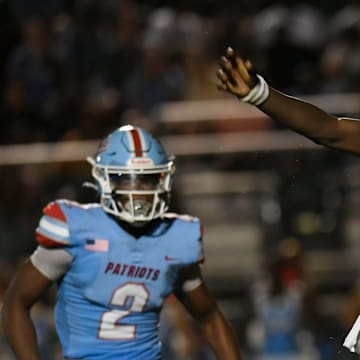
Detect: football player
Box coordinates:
(216, 46, 360, 355)
(2, 125, 242, 360)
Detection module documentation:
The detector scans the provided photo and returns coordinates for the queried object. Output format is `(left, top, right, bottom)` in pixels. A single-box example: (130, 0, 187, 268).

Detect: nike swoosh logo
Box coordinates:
(165, 255, 178, 261)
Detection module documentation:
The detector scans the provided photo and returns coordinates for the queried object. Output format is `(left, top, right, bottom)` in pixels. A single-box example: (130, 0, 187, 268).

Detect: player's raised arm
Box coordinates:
(175, 263, 242, 360)
(217, 46, 360, 155)
(2, 259, 53, 360)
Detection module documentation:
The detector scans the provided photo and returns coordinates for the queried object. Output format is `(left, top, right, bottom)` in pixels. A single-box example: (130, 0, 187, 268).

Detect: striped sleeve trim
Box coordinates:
(43, 201, 67, 221)
(36, 214, 70, 247)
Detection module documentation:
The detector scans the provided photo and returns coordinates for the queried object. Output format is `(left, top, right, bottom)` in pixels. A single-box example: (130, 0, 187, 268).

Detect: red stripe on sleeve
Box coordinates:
(43, 202, 66, 222)
(36, 232, 66, 248)
(130, 129, 143, 157)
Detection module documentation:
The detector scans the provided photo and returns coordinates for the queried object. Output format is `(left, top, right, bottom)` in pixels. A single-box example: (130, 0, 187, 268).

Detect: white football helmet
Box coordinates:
(87, 125, 175, 224)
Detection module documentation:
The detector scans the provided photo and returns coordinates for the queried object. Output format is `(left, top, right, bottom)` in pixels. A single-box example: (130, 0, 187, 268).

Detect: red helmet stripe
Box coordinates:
(130, 129, 143, 157)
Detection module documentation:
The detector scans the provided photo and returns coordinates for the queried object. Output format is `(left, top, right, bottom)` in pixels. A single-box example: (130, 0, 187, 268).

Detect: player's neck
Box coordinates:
(114, 217, 159, 238)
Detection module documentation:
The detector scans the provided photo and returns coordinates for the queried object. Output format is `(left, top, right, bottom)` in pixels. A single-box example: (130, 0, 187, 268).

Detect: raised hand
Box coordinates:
(216, 47, 258, 98)
(217, 47, 269, 106)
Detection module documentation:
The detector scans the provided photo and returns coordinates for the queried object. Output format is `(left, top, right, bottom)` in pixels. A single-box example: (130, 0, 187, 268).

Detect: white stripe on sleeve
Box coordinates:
(39, 216, 70, 238)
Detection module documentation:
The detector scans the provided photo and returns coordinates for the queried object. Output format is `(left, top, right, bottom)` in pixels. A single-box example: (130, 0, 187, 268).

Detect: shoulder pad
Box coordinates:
(163, 212, 203, 239)
(162, 212, 199, 223)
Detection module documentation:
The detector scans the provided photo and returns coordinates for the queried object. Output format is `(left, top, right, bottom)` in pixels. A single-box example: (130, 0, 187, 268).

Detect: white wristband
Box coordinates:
(182, 278, 202, 292)
(239, 75, 269, 106)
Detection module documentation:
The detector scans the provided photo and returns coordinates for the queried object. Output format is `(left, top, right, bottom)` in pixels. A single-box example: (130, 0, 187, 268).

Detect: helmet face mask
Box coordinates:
(87, 125, 175, 224)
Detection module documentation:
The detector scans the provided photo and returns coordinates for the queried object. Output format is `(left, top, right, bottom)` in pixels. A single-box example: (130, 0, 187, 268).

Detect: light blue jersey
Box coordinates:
(35, 200, 204, 360)
(254, 290, 302, 357)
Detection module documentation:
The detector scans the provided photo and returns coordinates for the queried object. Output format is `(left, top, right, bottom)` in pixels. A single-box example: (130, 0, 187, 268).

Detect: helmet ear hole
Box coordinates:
(94, 168, 106, 180)
(158, 191, 170, 205)
(82, 181, 100, 193)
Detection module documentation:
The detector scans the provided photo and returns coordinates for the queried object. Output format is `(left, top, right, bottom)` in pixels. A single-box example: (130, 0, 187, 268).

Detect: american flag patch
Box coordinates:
(85, 239, 109, 252)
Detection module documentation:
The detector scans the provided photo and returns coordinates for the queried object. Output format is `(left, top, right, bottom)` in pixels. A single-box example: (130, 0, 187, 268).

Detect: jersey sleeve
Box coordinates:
(185, 216, 204, 265)
(35, 201, 70, 248)
(168, 214, 205, 265)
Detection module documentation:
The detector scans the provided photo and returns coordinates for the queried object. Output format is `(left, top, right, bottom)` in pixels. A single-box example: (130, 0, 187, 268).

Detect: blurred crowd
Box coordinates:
(1, 0, 359, 259)
(2, 0, 360, 359)
(1, 0, 360, 144)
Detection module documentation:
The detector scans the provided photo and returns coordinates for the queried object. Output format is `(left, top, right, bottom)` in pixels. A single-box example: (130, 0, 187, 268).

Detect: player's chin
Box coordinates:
(132, 220, 150, 228)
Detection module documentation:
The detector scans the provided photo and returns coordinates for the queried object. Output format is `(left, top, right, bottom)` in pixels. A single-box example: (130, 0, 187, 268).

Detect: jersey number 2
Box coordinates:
(99, 283, 149, 340)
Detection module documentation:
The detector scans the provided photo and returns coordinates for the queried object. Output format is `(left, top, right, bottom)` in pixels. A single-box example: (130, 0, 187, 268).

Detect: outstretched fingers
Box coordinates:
(216, 47, 255, 97)
(217, 54, 240, 94)
(216, 68, 230, 91)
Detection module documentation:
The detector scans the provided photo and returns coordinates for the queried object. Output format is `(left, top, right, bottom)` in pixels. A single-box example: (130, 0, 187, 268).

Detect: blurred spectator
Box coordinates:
(0, 81, 41, 144)
(5, 17, 73, 141)
(101, 0, 142, 91)
(246, 236, 320, 360)
(65, 0, 102, 92)
(124, 42, 185, 114)
(0, 1, 20, 91)
(320, 6, 360, 93)
(9, 0, 64, 19)
(182, 37, 223, 101)
(252, 2, 326, 91)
